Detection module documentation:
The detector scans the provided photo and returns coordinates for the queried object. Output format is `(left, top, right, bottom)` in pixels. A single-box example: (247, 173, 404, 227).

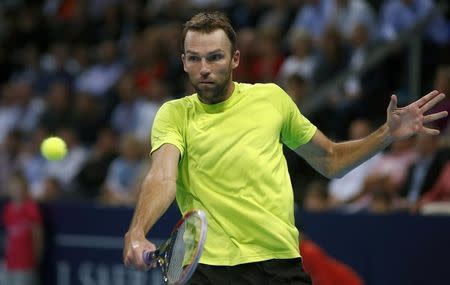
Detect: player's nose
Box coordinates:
(200, 59, 211, 77)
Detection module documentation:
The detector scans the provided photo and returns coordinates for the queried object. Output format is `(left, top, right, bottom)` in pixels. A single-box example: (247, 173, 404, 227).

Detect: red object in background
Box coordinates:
(249, 55, 284, 83)
(2, 199, 42, 270)
(420, 161, 450, 204)
(58, 0, 77, 20)
(134, 63, 167, 91)
(300, 239, 364, 285)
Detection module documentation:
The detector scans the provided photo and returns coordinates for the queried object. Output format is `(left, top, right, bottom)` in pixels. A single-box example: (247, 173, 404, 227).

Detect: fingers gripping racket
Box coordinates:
(143, 210, 207, 285)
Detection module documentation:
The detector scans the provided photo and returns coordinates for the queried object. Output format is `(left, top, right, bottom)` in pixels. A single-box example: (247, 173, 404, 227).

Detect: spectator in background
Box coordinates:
(9, 45, 41, 91)
(229, 0, 266, 30)
(69, 44, 92, 77)
(368, 138, 417, 188)
(93, 2, 122, 42)
(0, 79, 43, 141)
(0, 84, 21, 144)
(74, 39, 124, 97)
(328, 119, 382, 211)
(101, 135, 147, 206)
(256, 0, 293, 36)
(250, 27, 284, 83)
(277, 28, 317, 86)
(130, 27, 167, 93)
(330, 21, 387, 139)
(53, 1, 97, 44)
(398, 133, 449, 209)
(233, 27, 257, 83)
(428, 65, 450, 135)
(118, 0, 147, 45)
(311, 25, 350, 137)
(2, 172, 43, 285)
(110, 73, 141, 136)
(303, 180, 331, 212)
(285, 74, 310, 106)
(313, 25, 349, 87)
(38, 81, 73, 133)
(160, 23, 185, 96)
(70, 91, 107, 146)
(0, 130, 23, 197)
(8, 78, 45, 134)
(134, 79, 171, 141)
(39, 176, 62, 202)
(38, 41, 75, 92)
(367, 190, 393, 214)
(331, 0, 376, 42)
(416, 161, 450, 209)
(290, 0, 335, 42)
(355, 138, 417, 211)
(74, 127, 118, 200)
(344, 22, 375, 100)
(379, 0, 448, 44)
(19, 127, 49, 200)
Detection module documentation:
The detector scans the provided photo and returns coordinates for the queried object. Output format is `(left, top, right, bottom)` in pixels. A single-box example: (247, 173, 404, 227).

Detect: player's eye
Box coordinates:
(187, 55, 200, 62)
(207, 54, 224, 61)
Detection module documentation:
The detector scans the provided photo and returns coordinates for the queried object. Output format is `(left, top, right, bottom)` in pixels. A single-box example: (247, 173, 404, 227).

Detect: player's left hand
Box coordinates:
(386, 90, 448, 140)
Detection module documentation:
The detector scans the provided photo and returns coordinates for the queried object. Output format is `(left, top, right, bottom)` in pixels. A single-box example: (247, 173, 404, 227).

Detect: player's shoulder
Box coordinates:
(159, 96, 195, 112)
(238, 82, 286, 98)
(238, 82, 281, 90)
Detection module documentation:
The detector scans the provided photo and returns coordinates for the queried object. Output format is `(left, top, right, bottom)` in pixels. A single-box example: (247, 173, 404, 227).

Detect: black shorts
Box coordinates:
(186, 258, 312, 285)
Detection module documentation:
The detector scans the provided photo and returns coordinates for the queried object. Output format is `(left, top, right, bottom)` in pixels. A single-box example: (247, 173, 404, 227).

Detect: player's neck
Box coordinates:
(219, 81, 235, 103)
(198, 81, 235, 105)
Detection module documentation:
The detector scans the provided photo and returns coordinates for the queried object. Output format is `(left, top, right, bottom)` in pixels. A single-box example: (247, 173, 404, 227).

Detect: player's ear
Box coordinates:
(181, 54, 187, 72)
(231, 50, 240, 69)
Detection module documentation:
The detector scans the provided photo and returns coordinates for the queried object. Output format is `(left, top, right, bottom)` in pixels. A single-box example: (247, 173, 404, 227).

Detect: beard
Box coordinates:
(192, 67, 233, 104)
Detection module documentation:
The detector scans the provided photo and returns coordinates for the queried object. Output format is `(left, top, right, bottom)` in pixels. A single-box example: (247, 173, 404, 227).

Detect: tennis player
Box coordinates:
(123, 11, 447, 284)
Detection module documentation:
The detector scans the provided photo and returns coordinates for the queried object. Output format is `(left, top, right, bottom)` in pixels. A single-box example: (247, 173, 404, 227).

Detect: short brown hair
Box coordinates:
(182, 11, 237, 53)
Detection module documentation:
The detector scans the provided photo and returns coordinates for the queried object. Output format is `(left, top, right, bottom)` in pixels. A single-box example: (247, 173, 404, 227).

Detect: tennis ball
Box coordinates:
(40, 136, 67, 161)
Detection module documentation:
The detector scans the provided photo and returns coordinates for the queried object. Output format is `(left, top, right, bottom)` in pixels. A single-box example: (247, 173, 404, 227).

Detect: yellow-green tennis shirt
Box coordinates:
(151, 82, 317, 265)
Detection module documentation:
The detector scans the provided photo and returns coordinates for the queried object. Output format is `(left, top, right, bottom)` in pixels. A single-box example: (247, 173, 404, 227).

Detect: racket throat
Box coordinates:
(158, 252, 170, 284)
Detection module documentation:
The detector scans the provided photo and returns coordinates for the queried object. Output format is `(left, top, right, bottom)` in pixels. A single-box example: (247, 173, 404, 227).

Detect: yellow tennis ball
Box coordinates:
(40, 136, 67, 161)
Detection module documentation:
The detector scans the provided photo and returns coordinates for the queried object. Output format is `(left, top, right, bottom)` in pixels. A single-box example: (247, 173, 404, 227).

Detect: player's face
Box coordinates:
(182, 29, 240, 104)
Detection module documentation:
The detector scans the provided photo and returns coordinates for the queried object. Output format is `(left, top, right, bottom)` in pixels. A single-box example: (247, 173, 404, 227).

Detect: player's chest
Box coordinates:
(185, 108, 282, 164)
(185, 105, 282, 154)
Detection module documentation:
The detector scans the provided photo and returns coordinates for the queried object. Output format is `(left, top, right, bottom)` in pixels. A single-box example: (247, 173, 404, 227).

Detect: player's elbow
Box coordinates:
(324, 160, 351, 179)
(309, 160, 338, 179)
(320, 167, 343, 179)
(328, 168, 347, 179)
(321, 144, 345, 179)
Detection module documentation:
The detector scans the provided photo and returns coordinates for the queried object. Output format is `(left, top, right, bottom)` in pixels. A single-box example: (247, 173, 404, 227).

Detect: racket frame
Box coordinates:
(143, 209, 207, 285)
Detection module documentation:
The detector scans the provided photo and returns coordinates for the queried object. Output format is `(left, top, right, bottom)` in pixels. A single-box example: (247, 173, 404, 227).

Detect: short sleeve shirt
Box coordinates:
(151, 82, 317, 265)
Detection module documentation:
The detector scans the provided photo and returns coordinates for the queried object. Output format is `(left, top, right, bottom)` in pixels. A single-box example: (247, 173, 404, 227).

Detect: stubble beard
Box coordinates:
(193, 68, 232, 105)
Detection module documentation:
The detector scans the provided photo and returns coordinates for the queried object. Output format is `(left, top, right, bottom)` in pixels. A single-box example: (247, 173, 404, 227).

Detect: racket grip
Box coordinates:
(142, 250, 158, 265)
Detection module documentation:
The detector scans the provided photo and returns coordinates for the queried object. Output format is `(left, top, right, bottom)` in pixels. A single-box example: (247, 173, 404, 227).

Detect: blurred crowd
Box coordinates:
(0, 0, 449, 211)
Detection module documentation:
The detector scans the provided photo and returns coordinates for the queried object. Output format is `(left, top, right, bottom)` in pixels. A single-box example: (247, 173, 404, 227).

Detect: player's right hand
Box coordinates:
(123, 230, 156, 270)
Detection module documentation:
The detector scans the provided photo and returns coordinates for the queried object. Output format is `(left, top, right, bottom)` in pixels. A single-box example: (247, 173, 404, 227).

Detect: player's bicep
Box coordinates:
(148, 143, 181, 184)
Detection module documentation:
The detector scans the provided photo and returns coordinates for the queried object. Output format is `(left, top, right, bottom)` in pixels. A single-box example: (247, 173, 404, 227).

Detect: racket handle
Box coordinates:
(142, 250, 159, 265)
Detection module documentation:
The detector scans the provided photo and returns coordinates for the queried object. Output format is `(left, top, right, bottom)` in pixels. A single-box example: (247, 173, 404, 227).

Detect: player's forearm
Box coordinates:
(127, 174, 177, 236)
(329, 124, 393, 177)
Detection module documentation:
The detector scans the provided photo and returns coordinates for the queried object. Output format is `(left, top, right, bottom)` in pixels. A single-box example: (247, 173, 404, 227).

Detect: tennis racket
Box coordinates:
(143, 209, 207, 285)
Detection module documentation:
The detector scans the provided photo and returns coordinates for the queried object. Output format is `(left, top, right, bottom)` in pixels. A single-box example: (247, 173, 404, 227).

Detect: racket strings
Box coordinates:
(166, 221, 187, 282)
(156, 211, 206, 285)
